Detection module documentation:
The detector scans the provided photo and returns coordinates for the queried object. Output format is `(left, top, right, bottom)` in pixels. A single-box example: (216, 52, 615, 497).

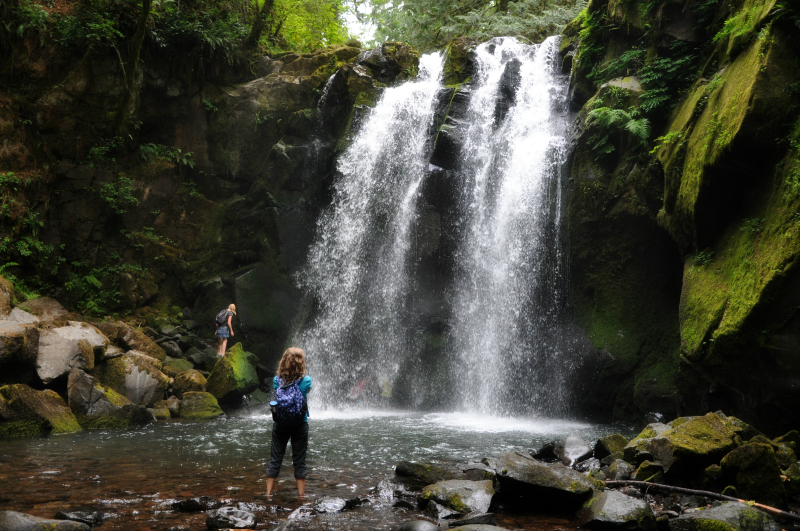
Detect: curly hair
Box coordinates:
(278, 347, 306, 383)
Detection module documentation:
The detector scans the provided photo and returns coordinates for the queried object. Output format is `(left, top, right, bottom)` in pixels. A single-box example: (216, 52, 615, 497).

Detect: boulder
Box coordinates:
(189, 347, 219, 371)
(554, 434, 593, 465)
(160, 324, 178, 336)
(0, 276, 13, 317)
(448, 526, 508, 531)
(148, 407, 170, 420)
(173, 369, 207, 398)
(419, 480, 494, 514)
(0, 321, 38, 377)
(206, 507, 255, 529)
(531, 441, 558, 460)
(94, 321, 166, 362)
(67, 369, 152, 428)
(670, 502, 780, 531)
(6, 307, 39, 325)
(0, 510, 90, 530)
(163, 356, 194, 374)
(206, 343, 259, 404)
(396, 461, 459, 490)
(99, 345, 124, 362)
(773, 429, 800, 452)
(314, 497, 347, 513)
(623, 413, 740, 476)
(608, 459, 635, 481)
(36, 322, 110, 383)
(161, 340, 182, 358)
(720, 443, 786, 508)
(17, 297, 68, 322)
(577, 489, 656, 530)
(391, 522, 439, 531)
(0, 384, 82, 438)
(171, 496, 219, 512)
(92, 351, 170, 407)
(54, 509, 104, 527)
(486, 452, 599, 510)
(425, 500, 459, 519)
(179, 391, 224, 419)
(633, 461, 665, 483)
(595, 434, 629, 460)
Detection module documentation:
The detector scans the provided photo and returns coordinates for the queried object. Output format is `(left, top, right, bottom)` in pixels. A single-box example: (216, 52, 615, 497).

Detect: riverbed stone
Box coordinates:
(577, 489, 656, 530)
(94, 321, 166, 362)
(595, 434, 629, 460)
(92, 351, 170, 407)
(419, 480, 494, 514)
(206, 342, 259, 405)
(486, 452, 600, 509)
(36, 325, 101, 384)
(669, 501, 780, 531)
(0, 384, 82, 438)
(173, 369, 207, 398)
(391, 522, 439, 531)
(554, 434, 593, 465)
(179, 391, 224, 419)
(206, 507, 255, 529)
(0, 510, 90, 530)
(148, 407, 170, 420)
(17, 297, 68, 322)
(720, 443, 786, 508)
(54, 509, 104, 526)
(396, 461, 459, 490)
(448, 526, 508, 531)
(425, 499, 459, 519)
(314, 496, 347, 513)
(623, 413, 740, 476)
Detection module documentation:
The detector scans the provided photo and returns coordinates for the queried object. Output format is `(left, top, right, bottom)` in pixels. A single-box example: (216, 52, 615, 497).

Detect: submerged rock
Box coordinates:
(0, 510, 90, 530)
(448, 525, 508, 531)
(577, 489, 656, 530)
(171, 496, 219, 512)
(396, 461, 459, 490)
(206, 343, 259, 405)
(54, 509, 104, 526)
(206, 507, 256, 529)
(178, 391, 224, 419)
(419, 480, 494, 514)
(447, 512, 497, 526)
(670, 501, 779, 531)
(554, 434, 593, 465)
(0, 384, 82, 438)
(313, 496, 347, 513)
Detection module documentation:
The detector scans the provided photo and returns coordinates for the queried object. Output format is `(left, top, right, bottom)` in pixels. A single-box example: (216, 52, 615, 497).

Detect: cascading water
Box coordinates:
(296, 53, 445, 406)
(296, 36, 578, 415)
(448, 37, 572, 416)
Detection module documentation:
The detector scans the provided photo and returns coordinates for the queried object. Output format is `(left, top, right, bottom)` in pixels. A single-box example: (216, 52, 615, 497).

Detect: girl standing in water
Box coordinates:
(266, 347, 312, 498)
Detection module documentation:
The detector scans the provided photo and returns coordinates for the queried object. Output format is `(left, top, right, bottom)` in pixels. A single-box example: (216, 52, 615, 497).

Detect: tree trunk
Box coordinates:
(497, 0, 508, 12)
(114, 0, 151, 137)
(247, 0, 276, 47)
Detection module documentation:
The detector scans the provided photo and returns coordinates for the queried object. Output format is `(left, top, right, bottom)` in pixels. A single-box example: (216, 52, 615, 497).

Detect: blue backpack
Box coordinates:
(275, 377, 308, 424)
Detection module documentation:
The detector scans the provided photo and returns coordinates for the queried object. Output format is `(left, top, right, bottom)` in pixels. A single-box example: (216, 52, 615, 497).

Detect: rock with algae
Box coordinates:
(0, 384, 81, 438)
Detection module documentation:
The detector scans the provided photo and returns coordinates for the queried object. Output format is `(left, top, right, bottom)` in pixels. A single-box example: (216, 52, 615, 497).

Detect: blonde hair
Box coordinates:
(278, 347, 306, 383)
(228, 304, 237, 315)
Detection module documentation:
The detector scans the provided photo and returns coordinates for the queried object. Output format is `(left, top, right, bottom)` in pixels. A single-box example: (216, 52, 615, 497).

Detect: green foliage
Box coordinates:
(87, 137, 123, 167)
(138, 143, 195, 168)
(65, 262, 146, 315)
(713, 5, 760, 44)
(588, 48, 644, 86)
(586, 106, 651, 159)
(741, 217, 764, 234)
(98, 174, 139, 214)
(694, 250, 713, 267)
(637, 42, 699, 113)
(650, 131, 683, 154)
(268, 0, 349, 52)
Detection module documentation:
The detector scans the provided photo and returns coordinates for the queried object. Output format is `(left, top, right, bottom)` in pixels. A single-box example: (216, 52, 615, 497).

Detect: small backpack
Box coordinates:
(274, 377, 308, 424)
(215, 310, 229, 325)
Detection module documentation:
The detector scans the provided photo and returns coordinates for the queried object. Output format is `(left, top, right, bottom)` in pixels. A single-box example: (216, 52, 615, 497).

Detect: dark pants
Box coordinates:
(267, 421, 308, 479)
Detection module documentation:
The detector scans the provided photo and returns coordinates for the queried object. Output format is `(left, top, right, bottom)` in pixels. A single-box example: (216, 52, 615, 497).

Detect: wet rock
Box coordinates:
(0, 384, 82, 437)
(425, 500, 459, 519)
(171, 496, 219, 512)
(720, 443, 787, 508)
(37, 323, 106, 384)
(206, 507, 256, 529)
(633, 461, 665, 483)
(54, 509, 103, 526)
(390, 521, 439, 531)
(608, 459, 635, 481)
(178, 391, 224, 419)
(577, 489, 656, 530)
(173, 369, 207, 398)
(67, 369, 152, 428)
(448, 525, 508, 531)
(313, 496, 347, 513)
(148, 407, 170, 419)
(396, 461, 459, 490)
(576, 458, 601, 474)
(463, 462, 496, 482)
(206, 343, 259, 405)
(94, 321, 166, 362)
(155, 396, 181, 417)
(17, 297, 68, 322)
(670, 501, 780, 530)
(555, 435, 593, 465)
(447, 513, 497, 527)
(419, 480, 494, 514)
(161, 340, 183, 358)
(92, 351, 170, 407)
(531, 441, 558, 461)
(486, 452, 599, 510)
(0, 510, 90, 530)
(595, 434, 630, 460)
(623, 413, 739, 476)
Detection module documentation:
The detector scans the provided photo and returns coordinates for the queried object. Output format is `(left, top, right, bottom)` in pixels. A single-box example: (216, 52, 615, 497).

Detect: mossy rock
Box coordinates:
(419, 480, 494, 514)
(92, 352, 170, 407)
(443, 37, 477, 86)
(205, 343, 259, 405)
(0, 384, 82, 438)
(0, 510, 91, 530)
(594, 433, 629, 460)
(670, 501, 780, 531)
(577, 489, 656, 530)
(148, 407, 171, 420)
(178, 391, 224, 419)
(173, 369, 207, 399)
(395, 461, 459, 491)
(163, 356, 194, 374)
(720, 443, 787, 509)
(783, 462, 800, 498)
(633, 460, 665, 483)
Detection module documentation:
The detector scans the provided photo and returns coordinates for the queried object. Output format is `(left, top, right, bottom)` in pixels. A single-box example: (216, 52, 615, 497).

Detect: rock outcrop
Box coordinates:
(0, 384, 82, 438)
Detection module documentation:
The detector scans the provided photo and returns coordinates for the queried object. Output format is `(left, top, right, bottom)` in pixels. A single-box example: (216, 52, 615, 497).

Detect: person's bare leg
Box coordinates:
(296, 478, 306, 498)
(266, 477, 276, 496)
(220, 338, 228, 356)
(216, 337, 222, 356)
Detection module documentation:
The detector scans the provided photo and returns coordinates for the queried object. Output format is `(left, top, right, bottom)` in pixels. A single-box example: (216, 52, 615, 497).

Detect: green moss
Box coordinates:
(205, 343, 259, 403)
(179, 391, 224, 419)
(693, 520, 735, 531)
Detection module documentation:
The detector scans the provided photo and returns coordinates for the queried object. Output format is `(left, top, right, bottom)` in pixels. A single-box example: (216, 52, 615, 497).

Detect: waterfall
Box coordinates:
(296, 53, 445, 406)
(296, 37, 575, 415)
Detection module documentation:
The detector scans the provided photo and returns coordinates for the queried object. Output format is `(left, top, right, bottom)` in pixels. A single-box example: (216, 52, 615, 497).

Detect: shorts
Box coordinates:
(215, 326, 230, 338)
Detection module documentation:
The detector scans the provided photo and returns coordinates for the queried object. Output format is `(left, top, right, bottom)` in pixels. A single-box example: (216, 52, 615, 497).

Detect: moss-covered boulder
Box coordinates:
(607, 459, 634, 481)
(206, 342, 259, 405)
(0, 510, 90, 530)
(67, 369, 152, 429)
(443, 37, 477, 86)
(720, 443, 786, 508)
(173, 369, 207, 399)
(92, 351, 170, 407)
(623, 413, 739, 476)
(178, 391, 224, 419)
(148, 407, 171, 420)
(0, 384, 82, 438)
(395, 461, 459, 491)
(577, 489, 656, 530)
(94, 321, 166, 362)
(163, 356, 194, 375)
(594, 433, 629, 461)
(419, 480, 494, 514)
(155, 396, 181, 417)
(670, 501, 779, 531)
(632, 460, 664, 483)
